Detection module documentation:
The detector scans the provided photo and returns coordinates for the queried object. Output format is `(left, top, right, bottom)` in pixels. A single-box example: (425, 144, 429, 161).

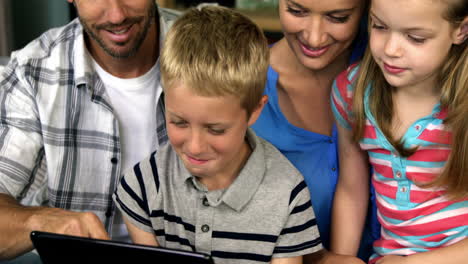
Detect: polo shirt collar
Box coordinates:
(222, 129, 266, 211)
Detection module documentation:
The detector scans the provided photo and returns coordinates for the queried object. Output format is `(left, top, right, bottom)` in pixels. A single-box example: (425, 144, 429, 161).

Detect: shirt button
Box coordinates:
(105, 208, 113, 217)
(201, 225, 210, 233)
(415, 124, 421, 131)
(111, 157, 118, 164)
(395, 171, 402, 178)
(331, 167, 337, 172)
(328, 139, 333, 144)
(400, 187, 407, 192)
(202, 198, 209, 207)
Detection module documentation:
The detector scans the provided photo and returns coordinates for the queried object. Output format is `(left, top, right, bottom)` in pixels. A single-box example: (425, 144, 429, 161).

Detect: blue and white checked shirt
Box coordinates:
(0, 8, 179, 238)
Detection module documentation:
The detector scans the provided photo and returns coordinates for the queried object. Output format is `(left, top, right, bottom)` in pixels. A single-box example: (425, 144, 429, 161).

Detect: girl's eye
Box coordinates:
(371, 22, 386, 31)
(328, 15, 350, 23)
(408, 35, 426, 44)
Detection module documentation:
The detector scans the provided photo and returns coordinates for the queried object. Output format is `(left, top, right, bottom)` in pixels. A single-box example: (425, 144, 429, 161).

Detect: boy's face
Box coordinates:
(165, 83, 265, 188)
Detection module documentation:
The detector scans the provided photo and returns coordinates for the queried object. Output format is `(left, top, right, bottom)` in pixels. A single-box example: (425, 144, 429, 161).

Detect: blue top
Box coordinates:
(251, 66, 339, 249)
(251, 23, 378, 259)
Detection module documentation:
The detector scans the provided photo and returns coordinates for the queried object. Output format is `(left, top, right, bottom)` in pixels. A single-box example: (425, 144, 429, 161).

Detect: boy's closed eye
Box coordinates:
(170, 119, 188, 128)
(207, 126, 225, 135)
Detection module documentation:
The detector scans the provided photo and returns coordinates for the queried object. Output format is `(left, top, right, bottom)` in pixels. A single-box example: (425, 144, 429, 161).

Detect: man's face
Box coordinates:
(69, 0, 156, 59)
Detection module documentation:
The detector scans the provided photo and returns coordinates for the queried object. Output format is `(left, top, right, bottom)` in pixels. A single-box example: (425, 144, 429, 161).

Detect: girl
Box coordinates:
(331, 0, 468, 263)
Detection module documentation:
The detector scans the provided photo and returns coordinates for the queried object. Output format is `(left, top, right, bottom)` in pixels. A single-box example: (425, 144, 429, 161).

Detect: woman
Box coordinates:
(251, 0, 375, 259)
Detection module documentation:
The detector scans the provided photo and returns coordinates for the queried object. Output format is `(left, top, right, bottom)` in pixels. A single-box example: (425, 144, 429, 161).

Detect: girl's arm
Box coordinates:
(377, 238, 468, 264)
(123, 216, 159, 246)
(330, 122, 370, 256)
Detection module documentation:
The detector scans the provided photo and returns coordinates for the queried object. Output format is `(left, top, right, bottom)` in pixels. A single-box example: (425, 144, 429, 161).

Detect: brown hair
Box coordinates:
(351, 0, 468, 198)
(160, 5, 269, 117)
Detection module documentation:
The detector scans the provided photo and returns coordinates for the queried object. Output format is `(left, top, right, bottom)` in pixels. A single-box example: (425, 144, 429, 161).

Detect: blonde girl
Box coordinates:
(330, 0, 468, 263)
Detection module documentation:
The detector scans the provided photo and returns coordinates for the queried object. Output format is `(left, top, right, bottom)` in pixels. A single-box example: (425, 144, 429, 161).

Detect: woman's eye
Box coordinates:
(286, 6, 306, 16)
(328, 15, 350, 23)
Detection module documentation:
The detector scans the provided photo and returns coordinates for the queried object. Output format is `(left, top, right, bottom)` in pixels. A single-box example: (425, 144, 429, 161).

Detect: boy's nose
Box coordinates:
(187, 131, 205, 156)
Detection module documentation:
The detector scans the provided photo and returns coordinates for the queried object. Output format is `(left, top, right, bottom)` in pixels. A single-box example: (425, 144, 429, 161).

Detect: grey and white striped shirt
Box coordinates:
(114, 129, 323, 263)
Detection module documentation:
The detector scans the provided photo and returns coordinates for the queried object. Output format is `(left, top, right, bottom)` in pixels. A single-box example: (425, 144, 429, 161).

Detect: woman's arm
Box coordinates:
(304, 249, 366, 264)
(330, 122, 370, 256)
(271, 255, 303, 264)
(123, 217, 159, 246)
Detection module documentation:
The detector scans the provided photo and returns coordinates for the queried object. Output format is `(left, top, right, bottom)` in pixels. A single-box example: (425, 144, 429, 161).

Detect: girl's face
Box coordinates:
(369, 0, 463, 91)
(279, 0, 365, 71)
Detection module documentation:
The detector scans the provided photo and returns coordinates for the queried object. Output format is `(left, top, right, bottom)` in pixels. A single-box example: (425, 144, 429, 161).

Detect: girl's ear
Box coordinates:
(453, 17, 468, 44)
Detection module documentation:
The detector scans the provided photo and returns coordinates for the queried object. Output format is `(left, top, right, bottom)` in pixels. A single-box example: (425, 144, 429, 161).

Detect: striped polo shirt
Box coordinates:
(113, 129, 322, 264)
(331, 65, 468, 263)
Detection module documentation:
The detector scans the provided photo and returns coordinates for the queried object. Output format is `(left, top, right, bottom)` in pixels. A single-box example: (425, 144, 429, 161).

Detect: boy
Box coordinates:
(113, 6, 323, 264)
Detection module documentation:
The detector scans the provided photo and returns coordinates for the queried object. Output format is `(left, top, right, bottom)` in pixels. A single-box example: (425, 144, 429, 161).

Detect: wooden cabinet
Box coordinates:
(156, 0, 281, 32)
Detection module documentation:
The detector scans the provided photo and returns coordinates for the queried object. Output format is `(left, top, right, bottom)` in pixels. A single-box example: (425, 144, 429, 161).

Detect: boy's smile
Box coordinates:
(164, 82, 263, 190)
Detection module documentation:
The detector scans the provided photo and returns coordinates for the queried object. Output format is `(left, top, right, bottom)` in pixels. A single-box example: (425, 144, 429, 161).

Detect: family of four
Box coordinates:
(0, 0, 466, 263)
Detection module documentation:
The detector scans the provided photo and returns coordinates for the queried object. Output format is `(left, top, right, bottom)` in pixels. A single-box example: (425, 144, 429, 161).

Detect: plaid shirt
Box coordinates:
(0, 8, 179, 237)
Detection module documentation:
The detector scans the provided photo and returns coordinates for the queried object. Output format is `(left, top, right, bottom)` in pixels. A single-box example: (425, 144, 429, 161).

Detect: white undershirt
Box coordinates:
(93, 60, 163, 241)
(93, 61, 162, 172)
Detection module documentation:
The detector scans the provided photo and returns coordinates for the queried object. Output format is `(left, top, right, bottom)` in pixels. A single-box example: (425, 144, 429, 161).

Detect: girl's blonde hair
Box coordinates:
(352, 0, 468, 198)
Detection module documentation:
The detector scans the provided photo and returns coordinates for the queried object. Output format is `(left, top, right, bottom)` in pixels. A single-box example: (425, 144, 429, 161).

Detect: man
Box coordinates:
(0, 0, 178, 260)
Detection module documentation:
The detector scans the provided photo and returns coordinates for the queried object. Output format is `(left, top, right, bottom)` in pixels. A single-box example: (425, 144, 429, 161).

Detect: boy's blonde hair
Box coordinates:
(352, 0, 468, 198)
(160, 6, 269, 117)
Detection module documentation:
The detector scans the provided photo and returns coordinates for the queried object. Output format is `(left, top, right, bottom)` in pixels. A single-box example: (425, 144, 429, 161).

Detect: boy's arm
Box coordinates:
(376, 238, 468, 264)
(123, 216, 159, 247)
(330, 122, 370, 256)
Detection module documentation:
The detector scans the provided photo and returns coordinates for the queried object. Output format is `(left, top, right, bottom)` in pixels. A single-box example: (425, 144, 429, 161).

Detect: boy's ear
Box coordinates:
(247, 95, 268, 126)
(453, 17, 468, 44)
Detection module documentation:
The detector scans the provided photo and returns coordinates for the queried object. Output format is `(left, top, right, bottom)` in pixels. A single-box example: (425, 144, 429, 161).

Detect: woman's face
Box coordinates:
(279, 0, 366, 70)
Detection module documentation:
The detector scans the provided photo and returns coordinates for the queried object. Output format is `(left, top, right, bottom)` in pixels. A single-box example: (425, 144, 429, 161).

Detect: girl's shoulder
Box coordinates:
(333, 62, 361, 105)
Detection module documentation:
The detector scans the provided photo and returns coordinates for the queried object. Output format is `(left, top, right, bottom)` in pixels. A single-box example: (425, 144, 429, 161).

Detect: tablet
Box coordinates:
(30, 231, 214, 264)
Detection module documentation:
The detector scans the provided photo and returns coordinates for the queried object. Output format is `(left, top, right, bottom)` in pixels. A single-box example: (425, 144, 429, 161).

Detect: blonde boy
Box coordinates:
(114, 6, 323, 264)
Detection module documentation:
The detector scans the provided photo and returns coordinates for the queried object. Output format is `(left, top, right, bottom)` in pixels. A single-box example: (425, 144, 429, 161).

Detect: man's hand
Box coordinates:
(26, 207, 109, 240)
(0, 193, 109, 260)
